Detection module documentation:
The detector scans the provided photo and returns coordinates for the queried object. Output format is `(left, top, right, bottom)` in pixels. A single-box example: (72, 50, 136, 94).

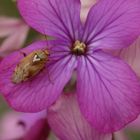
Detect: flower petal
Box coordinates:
(0, 17, 21, 37)
(114, 132, 128, 140)
(22, 111, 49, 140)
(24, 119, 49, 140)
(83, 0, 140, 50)
(20, 111, 47, 131)
(81, 0, 97, 22)
(0, 112, 25, 139)
(18, 0, 82, 41)
(77, 51, 140, 132)
(0, 41, 76, 112)
(47, 93, 112, 140)
(80, 0, 97, 22)
(0, 21, 29, 57)
(126, 116, 140, 131)
(0, 111, 49, 140)
(110, 37, 140, 77)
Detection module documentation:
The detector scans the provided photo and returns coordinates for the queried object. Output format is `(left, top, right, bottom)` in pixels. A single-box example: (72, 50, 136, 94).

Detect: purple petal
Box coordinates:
(0, 22, 29, 57)
(83, 0, 140, 50)
(47, 93, 112, 140)
(0, 111, 49, 140)
(20, 111, 47, 130)
(80, 0, 97, 22)
(0, 41, 76, 112)
(0, 17, 29, 57)
(109, 37, 140, 77)
(0, 17, 21, 37)
(126, 116, 140, 131)
(18, 111, 49, 140)
(77, 51, 140, 132)
(23, 112, 49, 140)
(24, 119, 49, 140)
(0, 112, 26, 139)
(18, 0, 82, 41)
(114, 132, 128, 140)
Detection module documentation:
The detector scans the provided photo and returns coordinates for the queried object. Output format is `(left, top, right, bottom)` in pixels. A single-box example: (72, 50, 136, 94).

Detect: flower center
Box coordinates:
(72, 40, 86, 55)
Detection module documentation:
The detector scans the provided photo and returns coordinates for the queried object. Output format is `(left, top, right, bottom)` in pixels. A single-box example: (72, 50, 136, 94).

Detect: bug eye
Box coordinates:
(33, 54, 41, 62)
(36, 55, 41, 59)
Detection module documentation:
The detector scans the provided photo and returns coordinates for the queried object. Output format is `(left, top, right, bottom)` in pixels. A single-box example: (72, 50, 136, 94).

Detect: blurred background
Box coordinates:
(0, 0, 39, 114)
(0, 0, 140, 140)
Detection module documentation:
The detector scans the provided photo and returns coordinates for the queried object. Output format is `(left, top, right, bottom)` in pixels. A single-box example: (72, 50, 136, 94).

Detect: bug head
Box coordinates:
(32, 50, 50, 64)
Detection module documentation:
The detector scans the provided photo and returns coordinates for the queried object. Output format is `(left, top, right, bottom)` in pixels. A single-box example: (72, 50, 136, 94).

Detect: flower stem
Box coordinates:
(112, 133, 115, 140)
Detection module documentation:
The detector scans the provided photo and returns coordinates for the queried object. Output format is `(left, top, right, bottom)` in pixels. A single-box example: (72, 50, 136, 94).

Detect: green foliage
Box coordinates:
(0, 0, 19, 17)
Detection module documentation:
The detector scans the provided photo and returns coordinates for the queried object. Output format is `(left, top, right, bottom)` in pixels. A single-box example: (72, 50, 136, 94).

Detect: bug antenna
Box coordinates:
(42, 28, 54, 54)
(35, 2, 50, 51)
(35, 3, 55, 54)
(42, 28, 48, 47)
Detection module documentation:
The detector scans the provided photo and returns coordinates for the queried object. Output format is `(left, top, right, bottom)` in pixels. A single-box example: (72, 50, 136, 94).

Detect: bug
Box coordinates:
(12, 49, 50, 84)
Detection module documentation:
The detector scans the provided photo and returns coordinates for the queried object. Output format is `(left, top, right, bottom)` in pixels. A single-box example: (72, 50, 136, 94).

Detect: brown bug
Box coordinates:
(12, 49, 50, 84)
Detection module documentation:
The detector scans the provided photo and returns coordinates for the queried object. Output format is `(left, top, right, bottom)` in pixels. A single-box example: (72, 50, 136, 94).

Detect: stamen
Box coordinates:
(72, 40, 86, 55)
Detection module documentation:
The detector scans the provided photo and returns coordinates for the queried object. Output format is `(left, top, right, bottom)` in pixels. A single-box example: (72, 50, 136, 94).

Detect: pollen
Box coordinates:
(72, 40, 86, 55)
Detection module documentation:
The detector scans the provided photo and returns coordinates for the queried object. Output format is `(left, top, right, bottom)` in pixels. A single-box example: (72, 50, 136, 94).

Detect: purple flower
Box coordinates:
(0, 0, 140, 132)
(47, 93, 112, 140)
(0, 111, 49, 140)
(21, 111, 50, 140)
(114, 132, 128, 140)
(0, 17, 29, 57)
(110, 37, 140, 77)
